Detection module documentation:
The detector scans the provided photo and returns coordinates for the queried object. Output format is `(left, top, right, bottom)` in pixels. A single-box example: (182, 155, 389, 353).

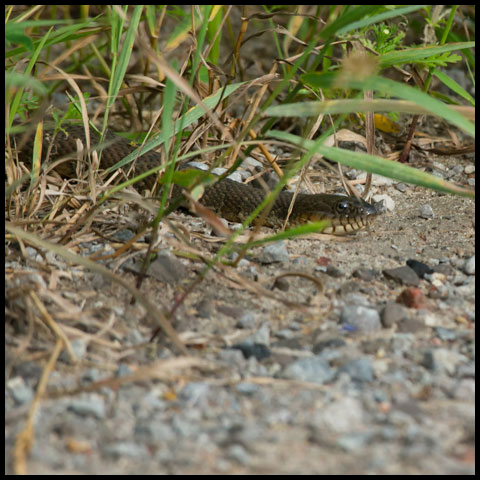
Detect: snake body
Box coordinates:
(15, 125, 377, 234)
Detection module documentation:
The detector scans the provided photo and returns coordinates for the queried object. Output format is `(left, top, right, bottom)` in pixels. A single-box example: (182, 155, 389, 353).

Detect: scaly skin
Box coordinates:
(15, 125, 378, 234)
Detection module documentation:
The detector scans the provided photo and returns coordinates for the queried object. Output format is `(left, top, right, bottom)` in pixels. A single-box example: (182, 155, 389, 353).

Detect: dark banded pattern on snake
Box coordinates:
(14, 125, 378, 234)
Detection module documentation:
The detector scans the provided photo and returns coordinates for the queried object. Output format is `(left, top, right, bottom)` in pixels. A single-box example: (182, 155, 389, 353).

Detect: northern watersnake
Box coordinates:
(13, 125, 378, 234)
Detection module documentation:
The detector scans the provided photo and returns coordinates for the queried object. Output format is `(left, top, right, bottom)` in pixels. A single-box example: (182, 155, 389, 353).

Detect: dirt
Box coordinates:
(5, 154, 475, 474)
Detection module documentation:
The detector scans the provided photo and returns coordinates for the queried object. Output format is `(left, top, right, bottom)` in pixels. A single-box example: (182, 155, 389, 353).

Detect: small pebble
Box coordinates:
(112, 229, 135, 242)
(340, 305, 382, 333)
(235, 311, 256, 329)
(352, 268, 377, 281)
(338, 357, 374, 383)
(68, 395, 106, 419)
(419, 204, 434, 219)
(463, 255, 475, 275)
(8, 378, 34, 405)
(383, 266, 420, 286)
(227, 444, 251, 466)
(59, 339, 87, 364)
(148, 250, 188, 284)
(103, 442, 148, 459)
(274, 329, 296, 340)
(281, 356, 335, 384)
(326, 265, 343, 278)
(337, 432, 373, 452)
(406, 259, 434, 279)
(242, 324, 270, 346)
(434, 327, 457, 341)
(272, 277, 290, 291)
(381, 301, 407, 328)
(423, 348, 467, 375)
(242, 156, 263, 169)
(227, 171, 243, 183)
(231, 343, 271, 360)
(396, 287, 427, 309)
(432, 161, 447, 171)
(312, 337, 346, 354)
(258, 241, 289, 264)
(396, 316, 424, 333)
(372, 194, 395, 212)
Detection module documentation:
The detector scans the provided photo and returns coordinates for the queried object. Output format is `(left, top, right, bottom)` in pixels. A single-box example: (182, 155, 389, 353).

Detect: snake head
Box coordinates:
(325, 195, 378, 234)
(295, 193, 378, 235)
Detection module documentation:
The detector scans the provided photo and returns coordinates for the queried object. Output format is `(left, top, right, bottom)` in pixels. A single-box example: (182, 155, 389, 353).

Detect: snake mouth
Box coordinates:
(295, 211, 376, 235)
(322, 214, 375, 235)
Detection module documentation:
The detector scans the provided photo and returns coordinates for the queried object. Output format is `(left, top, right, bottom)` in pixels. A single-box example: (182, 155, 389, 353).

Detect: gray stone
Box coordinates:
(381, 301, 407, 328)
(242, 324, 270, 346)
(419, 204, 434, 219)
(103, 442, 148, 459)
(59, 338, 87, 363)
(258, 241, 289, 264)
(463, 255, 475, 275)
(68, 395, 106, 419)
(281, 356, 334, 384)
(383, 266, 420, 286)
(9, 379, 34, 405)
(338, 357, 374, 382)
(227, 444, 251, 466)
(340, 305, 382, 333)
(148, 250, 187, 284)
(235, 311, 256, 329)
(423, 348, 468, 375)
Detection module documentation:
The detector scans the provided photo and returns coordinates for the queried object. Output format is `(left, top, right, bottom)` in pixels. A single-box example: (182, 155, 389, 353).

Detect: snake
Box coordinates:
(14, 125, 378, 234)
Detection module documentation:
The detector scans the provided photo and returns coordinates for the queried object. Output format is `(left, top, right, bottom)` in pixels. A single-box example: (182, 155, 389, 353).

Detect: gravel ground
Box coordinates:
(5, 152, 475, 475)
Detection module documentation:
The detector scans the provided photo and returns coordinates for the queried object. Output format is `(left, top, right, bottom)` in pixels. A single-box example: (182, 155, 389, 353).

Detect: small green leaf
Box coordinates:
(378, 42, 475, 68)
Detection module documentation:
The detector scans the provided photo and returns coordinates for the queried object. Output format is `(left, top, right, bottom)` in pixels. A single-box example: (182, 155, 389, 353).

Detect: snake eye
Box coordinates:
(336, 199, 350, 213)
